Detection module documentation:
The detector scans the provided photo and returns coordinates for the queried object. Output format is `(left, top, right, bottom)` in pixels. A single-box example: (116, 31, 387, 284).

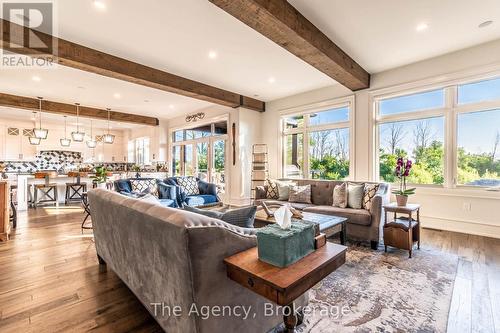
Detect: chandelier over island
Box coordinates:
(60, 116, 71, 147)
(71, 103, 85, 142)
(33, 97, 48, 140)
(103, 108, 115, 144)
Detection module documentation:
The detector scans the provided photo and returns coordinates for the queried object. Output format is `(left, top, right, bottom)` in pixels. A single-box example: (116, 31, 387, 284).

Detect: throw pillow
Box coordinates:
(289, 184, 312, 204)
(363, 183, 380, 211)
(130, 179, 158, 197)
(332, 182, 347, 208)
(266, 179, 280, 199)
(177, 177, 200, 196)
(275, 180, 296, 201)
(184, 206, 257, 228)
(347, 183, 364, 209)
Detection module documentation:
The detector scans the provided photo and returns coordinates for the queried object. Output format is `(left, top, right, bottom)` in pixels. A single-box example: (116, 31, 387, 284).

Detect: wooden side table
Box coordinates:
(224, 242, 347, 332)
(383, 203, 421, 258)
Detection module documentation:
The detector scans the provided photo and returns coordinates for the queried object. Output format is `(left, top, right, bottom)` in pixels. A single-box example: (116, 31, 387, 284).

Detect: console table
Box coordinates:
(224, 242, 347, 332)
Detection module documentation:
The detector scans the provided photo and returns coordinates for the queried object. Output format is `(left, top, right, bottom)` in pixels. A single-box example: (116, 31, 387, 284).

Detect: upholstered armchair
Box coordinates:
(164, 177, 221, 208)
(113, 178, 178, 207)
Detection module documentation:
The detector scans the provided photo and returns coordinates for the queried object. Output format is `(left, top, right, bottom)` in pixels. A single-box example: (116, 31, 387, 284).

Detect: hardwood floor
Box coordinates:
(0, 205, 499, 332)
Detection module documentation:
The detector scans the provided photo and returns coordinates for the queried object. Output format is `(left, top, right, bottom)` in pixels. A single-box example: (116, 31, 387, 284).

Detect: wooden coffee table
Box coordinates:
(255, 210, 348, 245)
(224, 242, 347, 332)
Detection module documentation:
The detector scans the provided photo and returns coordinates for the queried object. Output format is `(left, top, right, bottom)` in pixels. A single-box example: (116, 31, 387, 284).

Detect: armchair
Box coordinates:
(164, 177, 221, 208)
(113, 178, 178, 208)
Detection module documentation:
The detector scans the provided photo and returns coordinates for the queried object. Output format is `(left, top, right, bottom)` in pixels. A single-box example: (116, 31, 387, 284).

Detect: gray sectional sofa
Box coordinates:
(255, 180, 390, 249)
(89, 189, 306, 333)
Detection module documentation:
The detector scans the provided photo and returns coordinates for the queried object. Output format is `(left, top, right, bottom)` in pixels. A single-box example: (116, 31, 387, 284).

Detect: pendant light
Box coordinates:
(33, 97, 48, 139)
(71, 103, 85, 142)
(103, 108, 115, 144)
(86, 120, 97, 148)
(60, 116, 71, 147)
(28, 111, 40, 145)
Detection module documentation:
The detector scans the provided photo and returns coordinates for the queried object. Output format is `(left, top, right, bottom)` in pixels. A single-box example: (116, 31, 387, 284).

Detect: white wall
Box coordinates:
(261, 39, 500, 239)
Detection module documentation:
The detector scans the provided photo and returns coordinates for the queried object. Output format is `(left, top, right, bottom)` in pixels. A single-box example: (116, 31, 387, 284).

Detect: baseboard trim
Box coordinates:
(421, 216, 500, 239)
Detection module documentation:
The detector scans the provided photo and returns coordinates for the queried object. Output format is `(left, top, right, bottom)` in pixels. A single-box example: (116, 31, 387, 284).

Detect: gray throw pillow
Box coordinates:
(333, 182, 347, 208)
(347, 183, 364, 209)
(275, 180, 296, 201)
(184, 206, 257, 228)
(138, 193, 162, 205)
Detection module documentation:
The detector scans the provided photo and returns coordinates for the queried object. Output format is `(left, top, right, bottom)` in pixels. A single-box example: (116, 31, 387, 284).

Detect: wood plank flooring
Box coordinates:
(0, 205, 499, 332)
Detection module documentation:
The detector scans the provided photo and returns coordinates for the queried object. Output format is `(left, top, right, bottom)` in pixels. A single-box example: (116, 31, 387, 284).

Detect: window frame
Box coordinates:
(280, 96, 355, 180)
(372, 72, 500, 189)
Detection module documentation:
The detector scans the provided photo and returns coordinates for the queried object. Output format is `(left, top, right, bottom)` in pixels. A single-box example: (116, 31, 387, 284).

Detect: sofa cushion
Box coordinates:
(347, 183, 364, 209)
(184, 194, 218, 207)
(177, 177, 200, 195)
(296, 179, 336, 205)
(256, 199, 314, 211)
(303, 205, 372, 226)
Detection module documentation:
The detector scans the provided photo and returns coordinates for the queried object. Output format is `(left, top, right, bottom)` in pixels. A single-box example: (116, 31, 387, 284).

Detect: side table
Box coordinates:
(383, 203, 421, 258)
(224, 242, 347, 332)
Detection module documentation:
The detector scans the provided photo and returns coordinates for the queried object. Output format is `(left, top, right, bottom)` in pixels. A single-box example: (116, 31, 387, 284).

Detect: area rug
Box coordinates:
(297, 244, 458, 333)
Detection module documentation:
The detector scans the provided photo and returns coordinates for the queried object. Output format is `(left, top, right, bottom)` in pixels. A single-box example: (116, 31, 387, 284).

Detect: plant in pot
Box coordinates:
(131, 164, 141, 178)
(392, 157, 415, 206)
(91, 166, 108, 189)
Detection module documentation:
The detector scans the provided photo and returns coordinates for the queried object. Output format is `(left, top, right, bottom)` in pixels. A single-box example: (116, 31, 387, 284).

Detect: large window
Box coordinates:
(375, 76, 500, 187)
(171, 120, 228, 194)
(282, 99, 353, 180)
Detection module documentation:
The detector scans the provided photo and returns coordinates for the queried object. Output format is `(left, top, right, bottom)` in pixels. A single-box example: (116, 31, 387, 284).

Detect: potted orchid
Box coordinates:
(392, 157, 416, 206)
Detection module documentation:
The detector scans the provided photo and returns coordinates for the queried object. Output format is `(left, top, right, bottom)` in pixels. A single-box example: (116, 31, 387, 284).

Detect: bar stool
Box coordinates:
(65, 172, 88, 204)
(33, 172, 59, 208)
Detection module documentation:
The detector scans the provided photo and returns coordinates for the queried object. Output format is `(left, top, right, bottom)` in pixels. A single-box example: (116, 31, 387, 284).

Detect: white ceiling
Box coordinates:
(289, 0, 500, 73)
(1, 0, 500, 123)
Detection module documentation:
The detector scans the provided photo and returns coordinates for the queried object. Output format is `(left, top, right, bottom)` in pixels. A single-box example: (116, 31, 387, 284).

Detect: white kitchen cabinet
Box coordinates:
(4, 131, 22, 160)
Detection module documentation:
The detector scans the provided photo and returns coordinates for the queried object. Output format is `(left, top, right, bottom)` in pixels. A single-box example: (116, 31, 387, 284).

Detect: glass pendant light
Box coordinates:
(29, 136, 41, 145)
(86, 120, 97, 148)
(103, 108, 115, 144)
(60, 116, 71, 147)
(33, 97, 48, 139)
(71, 103, 85, 142)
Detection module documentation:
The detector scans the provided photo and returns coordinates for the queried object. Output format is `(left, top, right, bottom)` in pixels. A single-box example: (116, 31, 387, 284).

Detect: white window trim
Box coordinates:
(370, 69, 500, 190)
(279, 96, 356, 180)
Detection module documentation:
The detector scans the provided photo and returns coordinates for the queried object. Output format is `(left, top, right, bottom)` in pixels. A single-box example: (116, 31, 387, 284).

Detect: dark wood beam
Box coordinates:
(0, 92, 159, 126)
(208, 0, 370, 91)
(0, 19, 265, 112)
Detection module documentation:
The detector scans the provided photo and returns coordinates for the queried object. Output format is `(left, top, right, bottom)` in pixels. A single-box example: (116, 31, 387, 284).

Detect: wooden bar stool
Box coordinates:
(65, 172, 88, 204)
(33, 172, 59, 208)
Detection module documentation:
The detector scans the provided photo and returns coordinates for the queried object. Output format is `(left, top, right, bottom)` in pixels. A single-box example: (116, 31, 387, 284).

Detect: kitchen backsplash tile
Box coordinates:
(1, 150, 132, 173)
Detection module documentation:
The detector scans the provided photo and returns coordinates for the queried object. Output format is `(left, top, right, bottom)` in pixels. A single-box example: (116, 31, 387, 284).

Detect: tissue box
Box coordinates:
(256, 222, 315, 268)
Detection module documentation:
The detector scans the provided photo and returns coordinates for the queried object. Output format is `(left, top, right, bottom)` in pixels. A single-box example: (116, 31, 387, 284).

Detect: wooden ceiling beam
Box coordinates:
(208, 0, 370, 91)
(0, 92, 159, 126)
(0, 19, 265, 112)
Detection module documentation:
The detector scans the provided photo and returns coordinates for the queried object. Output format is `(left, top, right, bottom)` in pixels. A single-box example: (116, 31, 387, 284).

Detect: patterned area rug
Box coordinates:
(297, 244, 458, 333)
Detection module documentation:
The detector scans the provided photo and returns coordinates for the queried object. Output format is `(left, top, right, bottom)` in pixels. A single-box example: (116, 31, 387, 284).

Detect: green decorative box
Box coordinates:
(256, 222, 315, 268)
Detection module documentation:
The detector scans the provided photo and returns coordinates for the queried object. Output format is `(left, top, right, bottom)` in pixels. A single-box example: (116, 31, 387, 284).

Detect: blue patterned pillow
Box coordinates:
(184, 206, 257, 228)
(177, 177, 200, 196)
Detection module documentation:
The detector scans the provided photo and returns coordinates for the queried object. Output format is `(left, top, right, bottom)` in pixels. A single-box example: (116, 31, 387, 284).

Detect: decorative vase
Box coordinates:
(396, 194, 408, 206)
(95, 182, 107, 189)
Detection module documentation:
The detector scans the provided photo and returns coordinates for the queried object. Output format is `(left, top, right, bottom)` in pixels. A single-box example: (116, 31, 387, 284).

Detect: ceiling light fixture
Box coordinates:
(30, 111, 37, 121)
(416, 22, 429, 32)
(169, 104, 174, 109)
(268, 77, 276, 83)
(208, 50, 217, 59)
(60, 116, 71, 147)
(86, 120, 97, 148)
(71, 103, 85, 142)
(113, 93, 121, 99)
(103, 108, 115, 144)
(32, 76, 41, 82)
(479, 20, 493, 28)
(33, 97, 48, 139)
(29, 136, 41, 145)
(93, 0, 106, 10)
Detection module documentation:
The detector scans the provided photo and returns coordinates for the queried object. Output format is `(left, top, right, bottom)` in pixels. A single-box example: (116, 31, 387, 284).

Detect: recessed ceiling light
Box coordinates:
(93, 0, 106, 10)
(268, 77, 276, 84)
(32, 75, 41, 82)
(479, 20, 493, 28)
(416, 22, 429, 32)
(169, 104, 174, 109)
(208, 50, 217, 59)
(113, 93, 121, 99)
